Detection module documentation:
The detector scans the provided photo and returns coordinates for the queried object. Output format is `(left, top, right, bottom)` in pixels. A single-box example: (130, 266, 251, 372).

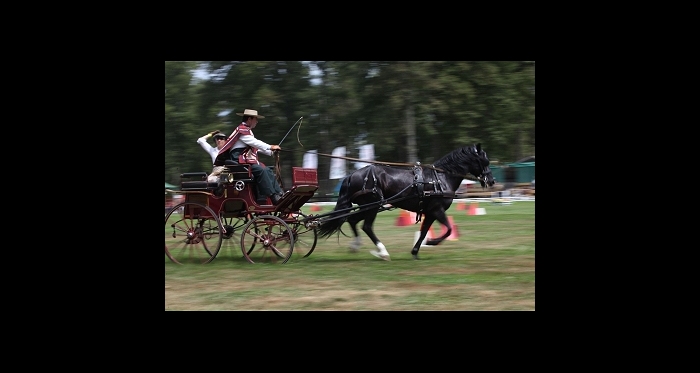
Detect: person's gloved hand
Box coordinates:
(208, 130, 221, 136)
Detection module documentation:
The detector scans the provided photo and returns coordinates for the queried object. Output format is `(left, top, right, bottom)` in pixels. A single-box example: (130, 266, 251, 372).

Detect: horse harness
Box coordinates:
(412, 163, 454, 222)
(350, 163, 454, 224)
(350, 166, 384, 201)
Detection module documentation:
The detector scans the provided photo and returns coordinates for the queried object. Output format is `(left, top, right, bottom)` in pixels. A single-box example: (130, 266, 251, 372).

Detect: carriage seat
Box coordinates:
(222, 161, 274, 180)
(223, 160, 254, 180)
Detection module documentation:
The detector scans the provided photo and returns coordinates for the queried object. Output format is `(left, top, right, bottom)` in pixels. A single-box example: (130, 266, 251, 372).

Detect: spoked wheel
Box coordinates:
(165, 202, 223, 264)
(217, 215, 250, 261)
(286, 215, 318, 259)
(241, 215, 294, 264)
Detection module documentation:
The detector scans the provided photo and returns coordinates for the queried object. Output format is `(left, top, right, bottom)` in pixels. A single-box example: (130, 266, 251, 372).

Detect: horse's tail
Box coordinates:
(317, 176, 353, 239)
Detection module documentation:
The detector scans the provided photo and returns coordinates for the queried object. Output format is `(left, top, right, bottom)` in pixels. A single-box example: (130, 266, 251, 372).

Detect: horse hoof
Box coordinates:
(370, 250, 391, 261)
(412, 254, 420, 260)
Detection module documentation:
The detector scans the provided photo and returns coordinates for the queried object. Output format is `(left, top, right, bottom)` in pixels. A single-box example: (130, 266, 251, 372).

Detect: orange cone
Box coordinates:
(395, 210, 412, 226)
(310, 204, 321, 212)
(456, 201, 466, 211)
(468, 202, 478, 216)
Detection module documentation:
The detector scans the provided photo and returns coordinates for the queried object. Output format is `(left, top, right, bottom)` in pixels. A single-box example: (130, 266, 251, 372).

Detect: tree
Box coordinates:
(166, 61, 535, 195)
(165, 61, 208, 184)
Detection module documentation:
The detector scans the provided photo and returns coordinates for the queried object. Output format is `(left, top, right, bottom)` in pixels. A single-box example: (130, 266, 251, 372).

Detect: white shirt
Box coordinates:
(230, 123, 273, 157)
(197, 135, 220, 164)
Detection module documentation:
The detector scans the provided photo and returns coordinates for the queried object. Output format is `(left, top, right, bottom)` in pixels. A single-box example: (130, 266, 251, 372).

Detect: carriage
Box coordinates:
(164, 159, 322, 264)
(165, 144, 496, 264)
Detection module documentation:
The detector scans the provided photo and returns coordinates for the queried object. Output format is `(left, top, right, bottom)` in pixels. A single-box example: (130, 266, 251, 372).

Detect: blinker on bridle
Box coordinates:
(471, 147, 492, 186)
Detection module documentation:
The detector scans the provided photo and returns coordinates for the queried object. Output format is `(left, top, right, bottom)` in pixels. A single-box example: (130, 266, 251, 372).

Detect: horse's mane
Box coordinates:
(432, 146, 477, 176)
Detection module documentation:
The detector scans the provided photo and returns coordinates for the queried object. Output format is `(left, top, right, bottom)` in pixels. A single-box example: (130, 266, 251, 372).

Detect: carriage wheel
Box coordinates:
(217, 215, 251, 261)
(240, 215, 294, 264)
(287, 220, 318, 259)
(165, 202, 223, 264)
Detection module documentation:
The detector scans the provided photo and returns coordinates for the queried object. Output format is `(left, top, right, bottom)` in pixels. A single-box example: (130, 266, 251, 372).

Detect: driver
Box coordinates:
(223, 109, 285, 205)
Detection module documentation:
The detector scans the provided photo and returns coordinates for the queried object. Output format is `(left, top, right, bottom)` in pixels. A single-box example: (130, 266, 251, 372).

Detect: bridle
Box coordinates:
(478, 167, 494, 187)
(471, 146, 494, 187)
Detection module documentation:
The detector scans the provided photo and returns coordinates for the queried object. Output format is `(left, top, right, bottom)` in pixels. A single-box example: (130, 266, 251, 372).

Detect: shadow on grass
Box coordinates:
(287, 255, 430, 263)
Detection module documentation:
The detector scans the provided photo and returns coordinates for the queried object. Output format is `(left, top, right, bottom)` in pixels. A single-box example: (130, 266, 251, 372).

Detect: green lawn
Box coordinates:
(165, 200, 535, 310)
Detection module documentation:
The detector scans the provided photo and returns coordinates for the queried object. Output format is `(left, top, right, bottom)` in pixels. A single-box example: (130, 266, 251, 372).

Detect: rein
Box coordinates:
(274, 152, 283, 189)
(277, 117, 482, 182)
(283, 149, 482, 182)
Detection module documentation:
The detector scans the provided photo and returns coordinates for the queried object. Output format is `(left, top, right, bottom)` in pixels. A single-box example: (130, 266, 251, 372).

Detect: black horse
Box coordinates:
(317, 144, 496, 260)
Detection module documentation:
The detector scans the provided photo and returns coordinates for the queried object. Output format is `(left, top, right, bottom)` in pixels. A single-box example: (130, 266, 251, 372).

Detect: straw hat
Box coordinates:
(235, 109, 265, 118)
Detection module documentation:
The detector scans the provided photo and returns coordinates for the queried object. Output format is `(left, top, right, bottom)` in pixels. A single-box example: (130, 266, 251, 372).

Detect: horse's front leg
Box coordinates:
(412, 215, 437, 260)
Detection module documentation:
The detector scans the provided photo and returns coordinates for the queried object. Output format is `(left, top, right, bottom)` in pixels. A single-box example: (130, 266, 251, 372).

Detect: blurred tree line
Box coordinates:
(165, 61, 535, 193)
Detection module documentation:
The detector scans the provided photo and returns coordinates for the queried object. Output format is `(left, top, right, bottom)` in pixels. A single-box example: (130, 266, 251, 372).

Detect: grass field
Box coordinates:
(165, 200, 535, 311)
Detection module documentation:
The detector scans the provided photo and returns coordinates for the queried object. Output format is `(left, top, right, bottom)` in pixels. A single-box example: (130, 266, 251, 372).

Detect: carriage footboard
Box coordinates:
(180, 181, 220, 190)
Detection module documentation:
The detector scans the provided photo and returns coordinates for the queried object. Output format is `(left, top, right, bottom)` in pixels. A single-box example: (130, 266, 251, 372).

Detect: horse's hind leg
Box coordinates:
(348, 219, 361, 253)
(361, 210, 390, 261)
(426, 212, 450, 246)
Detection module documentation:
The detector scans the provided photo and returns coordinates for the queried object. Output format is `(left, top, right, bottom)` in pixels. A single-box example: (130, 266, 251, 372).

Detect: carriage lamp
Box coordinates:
(305, 219, 320, 228)
(219, 173, 235, 184)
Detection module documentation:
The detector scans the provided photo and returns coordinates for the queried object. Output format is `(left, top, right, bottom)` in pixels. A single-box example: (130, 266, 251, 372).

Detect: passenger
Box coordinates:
(226, 109, 285, 205)
(197, 130, 227, 183)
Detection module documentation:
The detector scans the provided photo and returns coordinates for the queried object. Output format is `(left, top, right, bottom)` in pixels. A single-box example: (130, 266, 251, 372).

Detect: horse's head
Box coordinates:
(471, 143, 495, 188)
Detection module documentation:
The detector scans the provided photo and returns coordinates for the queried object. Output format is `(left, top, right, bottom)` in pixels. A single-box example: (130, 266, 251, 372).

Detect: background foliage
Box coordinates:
(165, 61, 535, 194)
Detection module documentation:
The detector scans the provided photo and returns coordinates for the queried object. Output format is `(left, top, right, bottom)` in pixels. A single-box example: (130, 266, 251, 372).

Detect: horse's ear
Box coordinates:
(476, 143, 482, 152)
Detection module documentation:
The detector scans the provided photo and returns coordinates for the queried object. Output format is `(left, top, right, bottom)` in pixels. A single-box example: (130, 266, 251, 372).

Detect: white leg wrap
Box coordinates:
(350, 237, 361, 251)
(369, 242, 391, 261)
(376, 242, 388, 255)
